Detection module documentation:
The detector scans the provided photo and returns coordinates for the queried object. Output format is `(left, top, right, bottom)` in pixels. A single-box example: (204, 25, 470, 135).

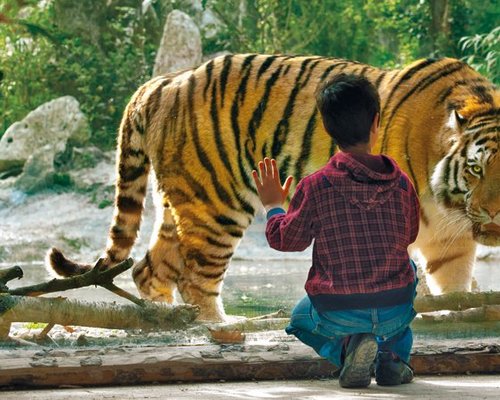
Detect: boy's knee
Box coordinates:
(288, 313, 316, 333)
(289, 297, 316, 328)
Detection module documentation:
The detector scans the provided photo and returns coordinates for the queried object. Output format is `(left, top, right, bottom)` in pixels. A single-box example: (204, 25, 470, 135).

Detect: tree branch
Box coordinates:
(5, 258, 134, 298)
(0, 266, 23, 285)
(100, 282, 146, 307)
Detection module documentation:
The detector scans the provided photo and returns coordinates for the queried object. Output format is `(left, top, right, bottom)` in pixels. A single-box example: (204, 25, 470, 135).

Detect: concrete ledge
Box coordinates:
(0, 339, 498, 389)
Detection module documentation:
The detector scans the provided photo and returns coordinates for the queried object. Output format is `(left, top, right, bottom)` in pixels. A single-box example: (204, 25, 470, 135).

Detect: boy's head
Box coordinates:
(315, 73, 380, 150)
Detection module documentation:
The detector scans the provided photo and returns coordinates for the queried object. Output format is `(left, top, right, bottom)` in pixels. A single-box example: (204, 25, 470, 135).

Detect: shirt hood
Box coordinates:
(325, 151, 402, 210)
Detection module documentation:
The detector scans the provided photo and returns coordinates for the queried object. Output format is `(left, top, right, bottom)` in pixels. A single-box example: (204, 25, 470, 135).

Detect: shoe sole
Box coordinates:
(339, 334, 378, 388)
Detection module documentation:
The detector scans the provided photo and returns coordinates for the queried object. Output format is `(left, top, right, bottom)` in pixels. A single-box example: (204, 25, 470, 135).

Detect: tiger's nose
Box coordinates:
(482, 206, 499, 220)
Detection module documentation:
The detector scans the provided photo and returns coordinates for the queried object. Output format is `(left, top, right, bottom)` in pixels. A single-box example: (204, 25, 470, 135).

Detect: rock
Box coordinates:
(76, 334, 89, 346)
(14, 143, 66, 194)
(69, 158, 115, 192)
(0, 96, 90, 175)
(29, 358, 59, 368)
(153, 10, 202, 76)
(80, 355, 103, 367)
(0, 186, 26, 210)
(70, 146, 108, 170)
(65, 148, 115, 205)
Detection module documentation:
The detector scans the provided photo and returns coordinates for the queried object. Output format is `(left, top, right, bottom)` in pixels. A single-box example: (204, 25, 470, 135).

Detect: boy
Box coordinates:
(252, 74, 420, 388)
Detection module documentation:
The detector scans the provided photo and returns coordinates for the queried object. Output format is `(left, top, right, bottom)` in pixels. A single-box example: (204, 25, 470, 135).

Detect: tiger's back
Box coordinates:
(49, 54, 500, 321)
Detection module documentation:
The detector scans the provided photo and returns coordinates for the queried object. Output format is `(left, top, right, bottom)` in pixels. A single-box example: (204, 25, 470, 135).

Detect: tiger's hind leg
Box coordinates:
(132, 202, 184, 303)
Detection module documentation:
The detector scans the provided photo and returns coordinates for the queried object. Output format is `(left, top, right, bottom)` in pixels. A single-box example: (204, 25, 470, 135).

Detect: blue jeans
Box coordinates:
(286, 265, 417, 367)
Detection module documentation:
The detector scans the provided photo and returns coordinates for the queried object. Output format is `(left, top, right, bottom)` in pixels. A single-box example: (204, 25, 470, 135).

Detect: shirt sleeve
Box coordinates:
(265, 180, 315, 252)
(408, 179, 420, 244)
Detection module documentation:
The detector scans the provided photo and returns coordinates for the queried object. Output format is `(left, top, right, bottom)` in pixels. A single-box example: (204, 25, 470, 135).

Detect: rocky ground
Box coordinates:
(0, 151, 307, 266)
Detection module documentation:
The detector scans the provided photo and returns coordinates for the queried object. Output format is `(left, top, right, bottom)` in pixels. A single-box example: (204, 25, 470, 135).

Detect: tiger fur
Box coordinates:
(48, 54, 500, 322)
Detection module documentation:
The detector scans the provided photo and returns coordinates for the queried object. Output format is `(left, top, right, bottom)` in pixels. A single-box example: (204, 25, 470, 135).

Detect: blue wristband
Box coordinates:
(266, 207, 286, 220)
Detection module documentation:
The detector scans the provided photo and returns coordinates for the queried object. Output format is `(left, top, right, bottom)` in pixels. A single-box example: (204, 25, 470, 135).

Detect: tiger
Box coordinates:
(47, 54, 500, 322)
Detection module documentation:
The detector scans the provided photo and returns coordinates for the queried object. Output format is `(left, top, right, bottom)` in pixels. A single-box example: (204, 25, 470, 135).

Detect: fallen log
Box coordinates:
(199, 292, 500, 336)
(0, 294, 199, 336)
(417, 305, 500, 323)
(0, 259, 201, 339)
(414, 291, 500, 312)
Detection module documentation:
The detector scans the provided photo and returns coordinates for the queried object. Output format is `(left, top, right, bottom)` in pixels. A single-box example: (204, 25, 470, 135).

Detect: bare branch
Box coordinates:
(100, 282, 146, 307)
(6, 258, 134, 298)
(0, 266, 23, 286)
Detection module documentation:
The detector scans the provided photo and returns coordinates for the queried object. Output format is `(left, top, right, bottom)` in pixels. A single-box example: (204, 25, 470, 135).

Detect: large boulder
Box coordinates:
(0, 96, 90, 176)
(153, 10, 202, 76)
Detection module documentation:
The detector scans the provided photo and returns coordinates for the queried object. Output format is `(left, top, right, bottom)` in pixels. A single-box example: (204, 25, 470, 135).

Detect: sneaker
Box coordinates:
(339, 333, 378, 388)
(375, 351, 414, 386)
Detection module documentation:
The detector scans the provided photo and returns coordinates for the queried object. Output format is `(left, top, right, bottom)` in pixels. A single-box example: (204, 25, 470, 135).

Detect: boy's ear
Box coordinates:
(369, 113, 380, 148)
(371, 113, 380, 131)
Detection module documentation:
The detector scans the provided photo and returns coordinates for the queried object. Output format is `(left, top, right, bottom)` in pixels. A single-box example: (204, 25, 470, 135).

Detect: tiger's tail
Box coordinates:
(47, 92, 150, 277)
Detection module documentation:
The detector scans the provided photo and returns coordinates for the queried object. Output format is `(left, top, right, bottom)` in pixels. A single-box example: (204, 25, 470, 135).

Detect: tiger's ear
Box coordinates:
(447, 109, 467, 132)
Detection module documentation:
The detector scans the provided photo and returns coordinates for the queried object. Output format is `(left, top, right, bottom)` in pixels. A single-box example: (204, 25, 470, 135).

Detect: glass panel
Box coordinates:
(4, 217, 499, 345)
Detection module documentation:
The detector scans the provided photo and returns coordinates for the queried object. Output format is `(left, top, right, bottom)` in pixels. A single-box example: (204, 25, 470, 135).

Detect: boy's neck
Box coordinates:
(340, 142, 372, 155)
(339, 143, 390, 173)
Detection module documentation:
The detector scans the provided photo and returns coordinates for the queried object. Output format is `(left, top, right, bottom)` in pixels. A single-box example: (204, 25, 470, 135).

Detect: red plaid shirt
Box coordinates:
(266, 152, 420, 311)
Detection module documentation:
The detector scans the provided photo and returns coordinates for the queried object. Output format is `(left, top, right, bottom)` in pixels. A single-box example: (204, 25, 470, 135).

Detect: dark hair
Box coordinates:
(315, 73, 380, 149)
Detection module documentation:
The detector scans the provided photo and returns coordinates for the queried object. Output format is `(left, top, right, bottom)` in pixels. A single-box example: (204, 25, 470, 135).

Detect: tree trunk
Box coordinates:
(428, 0, 451, 55)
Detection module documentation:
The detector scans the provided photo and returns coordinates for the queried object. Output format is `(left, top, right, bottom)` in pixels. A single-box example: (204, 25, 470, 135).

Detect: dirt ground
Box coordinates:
(2, 376, 500, 400)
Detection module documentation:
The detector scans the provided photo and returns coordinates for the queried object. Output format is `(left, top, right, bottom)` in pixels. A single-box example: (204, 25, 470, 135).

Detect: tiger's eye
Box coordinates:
(471, 165, 483, 175)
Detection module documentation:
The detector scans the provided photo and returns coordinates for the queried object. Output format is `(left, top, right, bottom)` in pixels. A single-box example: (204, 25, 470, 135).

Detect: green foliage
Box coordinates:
(203, 0, 333, 55)
(1, 0, 498, 150)
(51, 172, 72, 188)
(0, 7, 57, 135)
(24, 322, 48, 329)
(0, 1, 155, 148)
(460, 26, 500, 84)
(59, 235, 89, 251)
(98, 199, 113, 209)
(87, 184, 115, 209)
(204, 0, 499, 69)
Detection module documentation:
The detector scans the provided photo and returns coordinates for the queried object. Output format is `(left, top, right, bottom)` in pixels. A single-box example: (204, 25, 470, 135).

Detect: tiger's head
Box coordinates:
(431, 93, 500, 247)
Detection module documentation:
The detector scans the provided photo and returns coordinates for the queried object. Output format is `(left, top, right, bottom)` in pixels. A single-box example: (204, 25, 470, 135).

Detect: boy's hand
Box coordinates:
(252, 158, 293, 209)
